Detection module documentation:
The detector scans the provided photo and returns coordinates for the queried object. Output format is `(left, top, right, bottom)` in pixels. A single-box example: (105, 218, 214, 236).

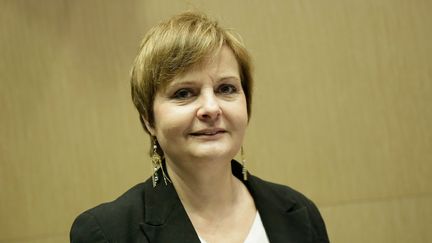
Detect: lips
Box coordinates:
(190, 128, 226, 136)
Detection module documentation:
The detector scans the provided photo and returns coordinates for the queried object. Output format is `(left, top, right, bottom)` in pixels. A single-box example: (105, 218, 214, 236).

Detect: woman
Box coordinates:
(70, 12, 329, 243)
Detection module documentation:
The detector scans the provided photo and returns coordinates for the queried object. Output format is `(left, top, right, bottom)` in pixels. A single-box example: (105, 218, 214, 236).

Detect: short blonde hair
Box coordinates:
(130, 12, 253, 135)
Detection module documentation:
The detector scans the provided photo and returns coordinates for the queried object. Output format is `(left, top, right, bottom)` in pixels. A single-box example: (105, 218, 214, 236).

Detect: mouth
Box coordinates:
(190, 128, 226, 136)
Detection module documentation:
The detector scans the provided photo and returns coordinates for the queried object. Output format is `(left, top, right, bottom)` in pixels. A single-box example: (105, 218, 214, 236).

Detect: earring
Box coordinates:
(151, 139, 161, 187)
(151, 138, 171, 187)
(241, 146, 248, 181)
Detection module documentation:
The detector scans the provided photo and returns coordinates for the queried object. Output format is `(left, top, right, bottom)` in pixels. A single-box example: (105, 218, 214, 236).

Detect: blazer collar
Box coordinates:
(139, 172, 200, 243)
(233, 161, 313, 243)
(246, 177, 313, 242)
(140, 161, 313, 243)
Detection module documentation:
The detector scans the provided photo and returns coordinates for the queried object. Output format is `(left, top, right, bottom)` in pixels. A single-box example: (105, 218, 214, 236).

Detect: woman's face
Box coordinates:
(147, 46, 248, 165)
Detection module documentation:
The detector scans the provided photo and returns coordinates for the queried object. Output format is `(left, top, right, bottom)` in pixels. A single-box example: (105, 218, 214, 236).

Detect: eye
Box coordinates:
(172, 88, 194, 99)
(218, 84, 237, 94)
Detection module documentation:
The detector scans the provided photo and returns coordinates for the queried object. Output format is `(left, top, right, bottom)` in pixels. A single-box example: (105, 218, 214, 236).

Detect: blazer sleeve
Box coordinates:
(70, 211, 108, 243)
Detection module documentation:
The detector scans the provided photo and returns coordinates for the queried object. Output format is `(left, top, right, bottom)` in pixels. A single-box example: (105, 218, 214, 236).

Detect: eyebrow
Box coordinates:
(165, 81, 196, 90)
(169, 76, 240, 86)
(218, 76, 241, 82)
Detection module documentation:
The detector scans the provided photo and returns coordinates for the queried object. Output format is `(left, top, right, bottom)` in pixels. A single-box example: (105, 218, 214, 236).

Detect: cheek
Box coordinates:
(153, 104, 193, 137)
(227, 99, 249, 130)
(238, 96, 249, 121)
(239, 110, 249, 131)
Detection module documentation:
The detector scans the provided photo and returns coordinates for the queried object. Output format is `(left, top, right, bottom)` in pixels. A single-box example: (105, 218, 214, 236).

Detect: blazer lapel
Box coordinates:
(254, 193, 313, 243)
(139, 178, 201, 243)
(239, 167, 313, 243)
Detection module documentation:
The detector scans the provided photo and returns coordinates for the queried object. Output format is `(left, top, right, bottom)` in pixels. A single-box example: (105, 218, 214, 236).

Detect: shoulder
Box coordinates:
(70, 181, 150, 243)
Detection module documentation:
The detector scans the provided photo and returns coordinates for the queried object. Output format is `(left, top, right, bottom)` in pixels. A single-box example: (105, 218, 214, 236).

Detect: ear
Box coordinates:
(141, 115, 156, 136)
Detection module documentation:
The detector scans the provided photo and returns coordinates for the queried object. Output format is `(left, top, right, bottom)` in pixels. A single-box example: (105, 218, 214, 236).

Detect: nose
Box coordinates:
(196, 91, 222, 121)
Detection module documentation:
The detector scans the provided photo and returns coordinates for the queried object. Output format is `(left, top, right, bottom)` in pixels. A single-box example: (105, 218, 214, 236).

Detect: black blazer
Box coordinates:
(70, 161, 329, 243)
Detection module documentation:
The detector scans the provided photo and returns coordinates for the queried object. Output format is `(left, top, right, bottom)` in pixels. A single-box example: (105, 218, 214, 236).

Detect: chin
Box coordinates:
(189, 144, 237, 161)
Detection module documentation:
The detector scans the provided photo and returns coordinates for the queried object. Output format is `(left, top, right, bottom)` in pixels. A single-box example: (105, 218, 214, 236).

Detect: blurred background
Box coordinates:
(1, 0, 431, 242)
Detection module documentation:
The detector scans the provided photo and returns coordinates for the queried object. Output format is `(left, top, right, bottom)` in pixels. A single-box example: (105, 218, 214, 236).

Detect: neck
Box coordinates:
(165, 157, 241, 215)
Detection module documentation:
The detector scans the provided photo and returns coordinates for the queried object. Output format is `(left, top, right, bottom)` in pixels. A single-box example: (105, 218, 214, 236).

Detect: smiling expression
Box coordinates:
(145, 45, 248, 165)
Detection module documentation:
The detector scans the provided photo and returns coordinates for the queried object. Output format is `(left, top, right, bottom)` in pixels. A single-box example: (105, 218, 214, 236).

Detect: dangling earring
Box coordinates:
(241, 146, 248, 181)
(151, 138, 171, 187)
(151, 139, 161, 187)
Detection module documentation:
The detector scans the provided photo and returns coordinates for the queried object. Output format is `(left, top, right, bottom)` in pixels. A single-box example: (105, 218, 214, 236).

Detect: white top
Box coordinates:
(198, 212, 270, 243)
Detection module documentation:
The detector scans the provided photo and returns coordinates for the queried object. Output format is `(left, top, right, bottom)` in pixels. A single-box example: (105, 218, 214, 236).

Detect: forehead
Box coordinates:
(165, 46, 240, 87)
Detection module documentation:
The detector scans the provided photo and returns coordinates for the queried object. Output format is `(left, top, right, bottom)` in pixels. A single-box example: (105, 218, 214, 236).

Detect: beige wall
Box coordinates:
(1, 0, 431, 242)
